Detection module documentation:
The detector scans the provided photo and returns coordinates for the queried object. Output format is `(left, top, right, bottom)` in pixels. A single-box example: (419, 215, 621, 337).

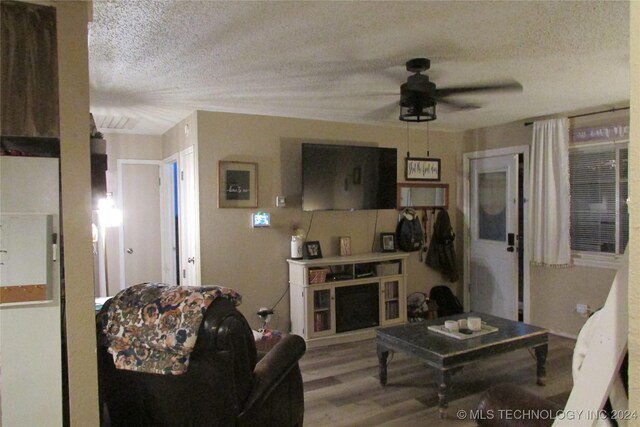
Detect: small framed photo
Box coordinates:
(380, 233, 396, 252)
(218, 161, 258, 208)
(304, 241, 323, 259)
(339, 236, 351, 256)
(406, 157, 441, 181)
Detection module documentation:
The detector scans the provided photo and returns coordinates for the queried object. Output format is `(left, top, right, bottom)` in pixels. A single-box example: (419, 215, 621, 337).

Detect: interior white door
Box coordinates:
(179, 147, 198, 286)
(160, 159, 178, 285)
(120, 162, 163, 287)
(469, 154, 519, 320)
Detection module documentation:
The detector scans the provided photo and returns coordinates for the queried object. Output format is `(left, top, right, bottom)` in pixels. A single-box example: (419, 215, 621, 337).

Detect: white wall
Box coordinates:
(627, 0, 639, 416)
(0, 157, 62, 426)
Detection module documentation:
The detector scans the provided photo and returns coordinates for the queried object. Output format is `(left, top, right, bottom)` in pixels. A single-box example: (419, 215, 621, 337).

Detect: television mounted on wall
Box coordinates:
(301, 143, 397, 211)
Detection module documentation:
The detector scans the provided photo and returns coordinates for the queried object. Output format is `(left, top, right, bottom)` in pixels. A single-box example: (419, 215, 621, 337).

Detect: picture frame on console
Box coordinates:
(339, 236, 351, 256)
(218, 161, 258, 208)
(304, 241, 323, 259)
(380, 233, 396, 252)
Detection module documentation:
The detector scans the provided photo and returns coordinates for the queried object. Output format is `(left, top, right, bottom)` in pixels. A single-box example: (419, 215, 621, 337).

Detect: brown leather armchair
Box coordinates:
(475, 383, 563, 427)
(96, 296, 306, 427)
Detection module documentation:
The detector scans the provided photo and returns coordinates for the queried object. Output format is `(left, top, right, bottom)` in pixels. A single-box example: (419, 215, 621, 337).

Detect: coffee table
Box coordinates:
(376, 312, 548, 419)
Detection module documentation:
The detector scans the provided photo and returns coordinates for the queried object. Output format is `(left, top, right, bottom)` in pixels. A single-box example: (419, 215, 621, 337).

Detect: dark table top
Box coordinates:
(376, 312, 548, 370)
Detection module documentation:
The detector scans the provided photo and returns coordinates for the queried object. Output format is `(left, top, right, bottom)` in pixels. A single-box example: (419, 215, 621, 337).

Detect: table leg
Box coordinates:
(437, 369, 452, 419)
(377, 345, 389, 386)
(534, 343, 548, 386)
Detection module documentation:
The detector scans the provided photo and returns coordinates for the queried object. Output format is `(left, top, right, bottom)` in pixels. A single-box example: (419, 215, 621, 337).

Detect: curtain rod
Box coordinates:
(524, 106, 630, 126)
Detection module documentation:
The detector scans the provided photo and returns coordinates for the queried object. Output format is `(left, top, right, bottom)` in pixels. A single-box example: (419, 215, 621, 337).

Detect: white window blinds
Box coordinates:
(569, 143, 628, 255)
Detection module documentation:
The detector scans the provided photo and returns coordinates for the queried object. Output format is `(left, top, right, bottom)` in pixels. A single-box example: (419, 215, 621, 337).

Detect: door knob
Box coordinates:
(126, 248, 134, 254)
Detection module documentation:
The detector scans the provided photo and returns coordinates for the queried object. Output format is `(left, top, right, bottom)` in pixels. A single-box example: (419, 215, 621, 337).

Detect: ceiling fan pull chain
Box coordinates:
(426, 122, 430, 157)
(406, 122, 410, 158)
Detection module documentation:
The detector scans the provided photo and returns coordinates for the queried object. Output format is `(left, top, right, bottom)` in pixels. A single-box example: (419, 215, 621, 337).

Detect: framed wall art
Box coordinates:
(405, 157, 441, 181)
(218, 161, 258, 208)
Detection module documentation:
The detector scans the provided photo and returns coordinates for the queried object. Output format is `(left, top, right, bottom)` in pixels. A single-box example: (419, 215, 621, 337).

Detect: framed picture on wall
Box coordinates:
(405, 157, 441, 181)
(218, 161, 258, 208)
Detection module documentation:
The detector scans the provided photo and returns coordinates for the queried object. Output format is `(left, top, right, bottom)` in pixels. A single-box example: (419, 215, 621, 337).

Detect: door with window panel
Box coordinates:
(469, 154, 519, 320)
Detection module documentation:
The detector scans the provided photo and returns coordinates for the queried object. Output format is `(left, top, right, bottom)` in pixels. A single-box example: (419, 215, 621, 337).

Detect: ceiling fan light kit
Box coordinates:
(399, 103, 437, 123)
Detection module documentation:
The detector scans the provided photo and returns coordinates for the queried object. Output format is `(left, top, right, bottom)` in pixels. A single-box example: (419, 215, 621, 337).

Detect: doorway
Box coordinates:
(161, 158, 180, 285)
(113, 147, 199, 293)
(463, 146, 530, 322)
(118, 160, 163, 289)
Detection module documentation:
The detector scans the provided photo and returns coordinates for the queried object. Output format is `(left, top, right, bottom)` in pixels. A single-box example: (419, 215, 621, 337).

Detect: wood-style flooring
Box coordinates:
(300, 334, 575, 426)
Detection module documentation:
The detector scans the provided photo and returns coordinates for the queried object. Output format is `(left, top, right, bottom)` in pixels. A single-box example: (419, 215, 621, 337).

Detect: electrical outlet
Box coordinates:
(576, 303, 589, 316)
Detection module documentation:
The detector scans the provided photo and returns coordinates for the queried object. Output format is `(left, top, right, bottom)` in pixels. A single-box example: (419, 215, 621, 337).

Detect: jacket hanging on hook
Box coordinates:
(425, 209, 458, 282)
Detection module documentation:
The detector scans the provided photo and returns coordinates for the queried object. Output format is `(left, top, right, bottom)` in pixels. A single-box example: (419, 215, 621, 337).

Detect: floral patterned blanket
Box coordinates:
(99, 283, 242, 375)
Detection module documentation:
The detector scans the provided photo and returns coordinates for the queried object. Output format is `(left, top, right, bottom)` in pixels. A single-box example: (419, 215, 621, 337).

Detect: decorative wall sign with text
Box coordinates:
(405, 157, 441, 181)
(218, 161, 258, 208)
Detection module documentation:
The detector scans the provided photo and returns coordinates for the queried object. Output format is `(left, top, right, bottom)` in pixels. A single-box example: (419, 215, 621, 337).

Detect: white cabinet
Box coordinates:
(288, 252, 409, 347)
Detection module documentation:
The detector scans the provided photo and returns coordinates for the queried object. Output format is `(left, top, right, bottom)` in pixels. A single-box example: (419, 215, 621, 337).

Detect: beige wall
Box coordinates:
(56, 1, 100, 425)
(628, 0, 639, 418)
(161, 111, 199, 158)
(163, 111, 463, 330)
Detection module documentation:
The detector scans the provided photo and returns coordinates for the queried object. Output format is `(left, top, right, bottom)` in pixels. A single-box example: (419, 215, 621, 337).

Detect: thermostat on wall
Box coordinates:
(252, 212, 271, 228)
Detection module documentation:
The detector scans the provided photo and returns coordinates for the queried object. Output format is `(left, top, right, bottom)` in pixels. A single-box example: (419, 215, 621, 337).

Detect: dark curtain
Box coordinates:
(1, 1, 59, 138)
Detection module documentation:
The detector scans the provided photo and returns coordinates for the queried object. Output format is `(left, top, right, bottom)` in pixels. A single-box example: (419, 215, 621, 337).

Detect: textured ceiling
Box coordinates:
(88, 1, 629, 135)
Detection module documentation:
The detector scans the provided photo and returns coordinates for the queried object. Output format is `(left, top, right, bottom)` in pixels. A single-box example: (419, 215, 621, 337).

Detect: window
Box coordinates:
(569, 142, 628, 263)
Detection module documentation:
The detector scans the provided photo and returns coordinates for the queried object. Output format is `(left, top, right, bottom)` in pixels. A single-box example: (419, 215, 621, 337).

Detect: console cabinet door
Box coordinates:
(381, 277, 405, 325)
(307, 286, 334, 338)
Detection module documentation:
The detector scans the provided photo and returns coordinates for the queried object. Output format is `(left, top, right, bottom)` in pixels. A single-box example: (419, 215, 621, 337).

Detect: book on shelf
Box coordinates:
(385, 302, 399, 320)
(385, 282, 398, 299)
(314, 312, 329, 331)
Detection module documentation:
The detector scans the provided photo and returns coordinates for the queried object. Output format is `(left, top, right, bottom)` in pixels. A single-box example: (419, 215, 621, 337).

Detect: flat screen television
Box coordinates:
(302, 143, 397, 211)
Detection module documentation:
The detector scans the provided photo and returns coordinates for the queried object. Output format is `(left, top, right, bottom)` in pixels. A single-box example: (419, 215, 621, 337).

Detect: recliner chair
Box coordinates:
(96, 294, 306, 427)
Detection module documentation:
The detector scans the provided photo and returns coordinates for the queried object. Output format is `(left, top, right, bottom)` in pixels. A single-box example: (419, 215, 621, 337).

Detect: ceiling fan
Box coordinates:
(397, 58, 522, 122)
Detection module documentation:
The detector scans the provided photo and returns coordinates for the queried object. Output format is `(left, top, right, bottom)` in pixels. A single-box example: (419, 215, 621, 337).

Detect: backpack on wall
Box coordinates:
(395, 208, 424, 252)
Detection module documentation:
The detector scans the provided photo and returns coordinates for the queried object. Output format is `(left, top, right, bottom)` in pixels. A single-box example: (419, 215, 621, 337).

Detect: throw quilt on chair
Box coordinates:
(98, 283, 242, 375)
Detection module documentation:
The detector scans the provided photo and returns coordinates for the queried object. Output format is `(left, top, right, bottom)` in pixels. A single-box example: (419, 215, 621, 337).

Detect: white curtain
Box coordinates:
(529, 118, 571, 267)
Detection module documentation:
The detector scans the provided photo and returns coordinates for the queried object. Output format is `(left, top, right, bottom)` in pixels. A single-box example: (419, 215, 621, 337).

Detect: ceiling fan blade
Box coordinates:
(435, 81, 522, 98)
(364, 101, 398, 120)
(437, 97, 481, 111)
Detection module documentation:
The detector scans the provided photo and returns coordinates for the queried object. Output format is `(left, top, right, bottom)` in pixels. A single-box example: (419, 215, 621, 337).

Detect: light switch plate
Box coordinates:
(275, 195, 286, 207)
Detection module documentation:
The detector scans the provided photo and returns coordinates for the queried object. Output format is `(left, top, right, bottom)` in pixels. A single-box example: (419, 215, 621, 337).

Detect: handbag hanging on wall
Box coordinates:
(395, 208, 424, 253)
